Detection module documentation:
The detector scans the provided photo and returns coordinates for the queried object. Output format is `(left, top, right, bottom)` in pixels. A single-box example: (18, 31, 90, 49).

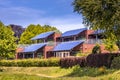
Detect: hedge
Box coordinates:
(86, 53, 120, 68)
(0, 58, 60, 67)
(59, 53, 120, 68)
(59, 57, 86, 68)
(0, 53, 120, 68)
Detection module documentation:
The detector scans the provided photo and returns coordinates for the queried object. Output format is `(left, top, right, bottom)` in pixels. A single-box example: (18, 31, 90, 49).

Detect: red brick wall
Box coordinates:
(77, 30, 86, 39)
(86, 30, 94, 40)
(16, 48, 24, 53)
(46, 33, 61, 42)
(73, 43, 83, 51)
(54, 33, 61, 42)
(82, 44, 110, 53)
(44, 46, 54, 58)
(72, 43, 111, 54)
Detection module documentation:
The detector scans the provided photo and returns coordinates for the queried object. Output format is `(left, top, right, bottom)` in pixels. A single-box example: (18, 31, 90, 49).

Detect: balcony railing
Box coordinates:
(85, 39, 103, 44)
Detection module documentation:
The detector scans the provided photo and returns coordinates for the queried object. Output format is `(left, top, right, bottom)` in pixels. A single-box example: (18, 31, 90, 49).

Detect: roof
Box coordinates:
(31, 31, 54, 40)
(53, 40, 84, 51)
(20, 43, 46, 52)
(62, 28, 87, 37)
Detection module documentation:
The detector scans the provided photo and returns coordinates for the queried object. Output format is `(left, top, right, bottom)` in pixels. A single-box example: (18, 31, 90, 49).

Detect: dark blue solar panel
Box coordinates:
(53, 40, 84, 51)
(31, 31, 54, 40)
(62, 28, 87, 37)
(22, 43, 46, 52)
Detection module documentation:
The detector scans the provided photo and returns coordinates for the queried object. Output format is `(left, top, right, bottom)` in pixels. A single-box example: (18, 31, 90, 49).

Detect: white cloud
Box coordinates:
(0, 0, 85, 33)
(21, 15, 85, 32)
(0, 6, 84, 32)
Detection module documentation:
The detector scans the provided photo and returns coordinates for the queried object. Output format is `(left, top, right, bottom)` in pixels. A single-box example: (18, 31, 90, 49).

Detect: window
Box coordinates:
(37, 52, 43, 58)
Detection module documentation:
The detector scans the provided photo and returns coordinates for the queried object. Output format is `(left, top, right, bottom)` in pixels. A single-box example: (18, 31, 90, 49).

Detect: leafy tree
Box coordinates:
(0, 22, 17, 59)
(103, 38, 119, 53)
(73, 0, 120, 40)
(19, 24, 60, 44)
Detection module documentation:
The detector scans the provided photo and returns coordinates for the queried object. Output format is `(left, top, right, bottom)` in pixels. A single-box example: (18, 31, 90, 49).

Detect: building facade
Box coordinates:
(16, 28, 109, 59)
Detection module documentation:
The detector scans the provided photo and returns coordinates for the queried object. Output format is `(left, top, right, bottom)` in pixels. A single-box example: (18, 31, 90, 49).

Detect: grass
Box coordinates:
(0, 66, 119, 80)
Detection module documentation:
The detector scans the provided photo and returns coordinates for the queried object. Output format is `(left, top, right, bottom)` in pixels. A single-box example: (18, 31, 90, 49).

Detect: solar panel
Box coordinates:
(53, 40, 84, 51)
(22, 43, 46, 52)
(62, 28, 87, 37)
(31, 31, 55, 40)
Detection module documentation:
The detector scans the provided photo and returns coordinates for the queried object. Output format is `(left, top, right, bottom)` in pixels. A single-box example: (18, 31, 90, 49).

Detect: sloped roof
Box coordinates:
(53, 40, 84, 51)
(21, 43, 46, 52)
(31, 31, 54, 40)
(62, 28, 87, 37)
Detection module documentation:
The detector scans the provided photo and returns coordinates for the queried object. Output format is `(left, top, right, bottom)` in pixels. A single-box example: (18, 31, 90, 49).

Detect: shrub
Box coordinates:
(86, 53, 119, 68)
(111, 56, 120, 69)
(59, 57, 86, 68)
(0, 58, 60, 67)
(69, 65, 107, 77)
(103, 38, 119, 53)
(0, 67, 6, 72)
(92, 44, 101, 54)
(75, 51, 90, 57)
(98, 66, 106, 74)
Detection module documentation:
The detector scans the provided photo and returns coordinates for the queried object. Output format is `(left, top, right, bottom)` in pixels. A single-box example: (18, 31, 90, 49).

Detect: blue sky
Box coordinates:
(0, 0, 84, 32)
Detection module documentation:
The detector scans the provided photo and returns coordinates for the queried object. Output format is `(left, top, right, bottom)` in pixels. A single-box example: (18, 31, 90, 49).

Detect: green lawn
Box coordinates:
(0, 67, 119, 80)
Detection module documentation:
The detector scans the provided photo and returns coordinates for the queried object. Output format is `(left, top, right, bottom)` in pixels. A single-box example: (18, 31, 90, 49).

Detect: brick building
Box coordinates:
(16, 31, 61, 59)
(16, 28, 109, 59)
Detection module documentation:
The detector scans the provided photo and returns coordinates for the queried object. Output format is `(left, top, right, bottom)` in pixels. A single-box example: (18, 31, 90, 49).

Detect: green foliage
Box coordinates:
(0, 58, 60, 67)
(98, 66, 106, 74)
(75, 51, 90, 57)
(69, 65, 108, 77)
(19, 24, 60, 44)
(0, 67, 117, 80)
(92, 44, 101, 54)
(116, 40, 120, 50)
(111, 56, 120, 69)
(103, 38, 119, 53)
(0, 22, 17, 59)
(73, 0, 120, 40)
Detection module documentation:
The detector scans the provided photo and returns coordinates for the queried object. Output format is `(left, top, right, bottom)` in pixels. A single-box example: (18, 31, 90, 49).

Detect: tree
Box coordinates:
(103, 38, 119, 53)
(73, 0, 120, 40)
(19, 24, 60, 44)
(0, 22, 17, 59)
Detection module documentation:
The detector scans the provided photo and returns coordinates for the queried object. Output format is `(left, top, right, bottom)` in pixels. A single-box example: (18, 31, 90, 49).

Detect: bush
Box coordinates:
(98, 66, 106, 74)
(111, 56, 120, 69)
(92, 44, 101, 54)
(59, 57, 86, 68)
(75, 51, 90, 57)
(86, 53, 119, 68)
(103, 38, 119, 53)
(0, 58, 60, 67)
(0, 67, 6, 72)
